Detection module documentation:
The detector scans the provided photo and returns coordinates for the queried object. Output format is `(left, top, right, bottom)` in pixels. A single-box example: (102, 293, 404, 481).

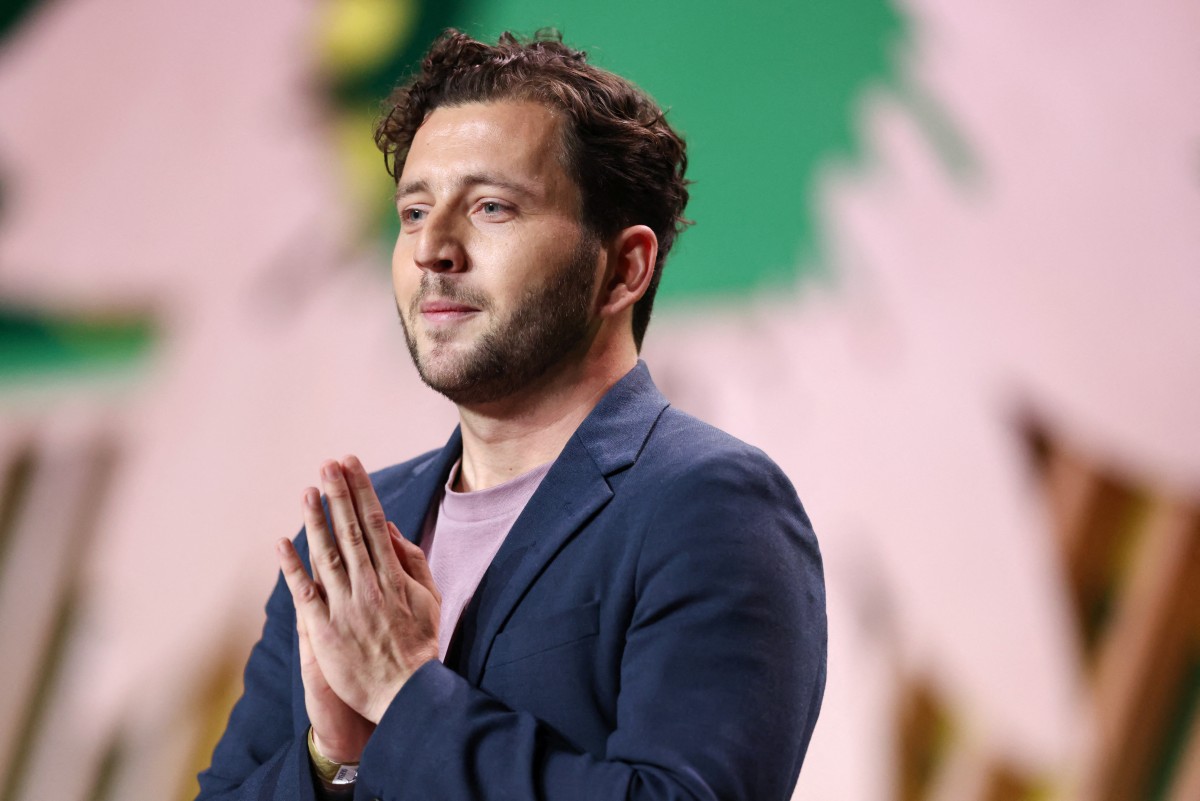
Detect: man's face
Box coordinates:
(391, 100, 601, 406)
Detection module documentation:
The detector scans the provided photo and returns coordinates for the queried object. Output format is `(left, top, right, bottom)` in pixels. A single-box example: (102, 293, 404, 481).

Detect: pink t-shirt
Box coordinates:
(420, 460, 553, 661)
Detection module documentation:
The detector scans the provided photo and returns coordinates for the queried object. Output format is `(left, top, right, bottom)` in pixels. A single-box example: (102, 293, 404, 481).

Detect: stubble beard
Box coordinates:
(398, 236, 599, 406)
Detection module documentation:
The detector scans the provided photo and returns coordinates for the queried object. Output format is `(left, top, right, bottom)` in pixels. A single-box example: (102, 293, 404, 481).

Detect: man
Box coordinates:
(197, 29, 826, 801)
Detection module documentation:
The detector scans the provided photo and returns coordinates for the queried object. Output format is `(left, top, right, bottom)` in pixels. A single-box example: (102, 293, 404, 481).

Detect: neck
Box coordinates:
(453, 338, 637, 492)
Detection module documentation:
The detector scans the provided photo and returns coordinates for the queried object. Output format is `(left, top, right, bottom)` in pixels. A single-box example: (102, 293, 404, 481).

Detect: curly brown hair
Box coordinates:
(374, 29, 691, 350)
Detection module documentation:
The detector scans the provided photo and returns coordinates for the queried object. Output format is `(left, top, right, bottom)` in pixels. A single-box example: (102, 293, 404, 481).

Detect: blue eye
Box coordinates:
(481, 202, 503, 214)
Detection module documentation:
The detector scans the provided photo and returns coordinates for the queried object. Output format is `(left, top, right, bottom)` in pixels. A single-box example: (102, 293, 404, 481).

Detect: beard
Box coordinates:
(398, 236, 599, 406)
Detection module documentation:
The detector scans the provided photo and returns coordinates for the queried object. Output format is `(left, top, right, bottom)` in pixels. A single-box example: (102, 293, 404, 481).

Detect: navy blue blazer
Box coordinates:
(197, 362, 827, 800)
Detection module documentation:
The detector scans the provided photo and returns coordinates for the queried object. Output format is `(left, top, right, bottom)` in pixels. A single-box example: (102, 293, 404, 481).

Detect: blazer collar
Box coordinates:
(569, 359, 669, 476)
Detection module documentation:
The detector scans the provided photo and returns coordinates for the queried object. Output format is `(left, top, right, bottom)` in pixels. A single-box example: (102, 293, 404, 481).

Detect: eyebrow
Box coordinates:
(394, 173, 539, 203)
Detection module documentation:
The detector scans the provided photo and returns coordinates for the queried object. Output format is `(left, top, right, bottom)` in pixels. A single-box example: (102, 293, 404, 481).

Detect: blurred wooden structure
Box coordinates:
(893, 427, 1200, 801)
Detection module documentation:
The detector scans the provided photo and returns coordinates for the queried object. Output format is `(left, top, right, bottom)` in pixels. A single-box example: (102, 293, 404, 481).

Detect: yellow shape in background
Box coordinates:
(316, 0, 415, 78)
(335, 107, 398, 231)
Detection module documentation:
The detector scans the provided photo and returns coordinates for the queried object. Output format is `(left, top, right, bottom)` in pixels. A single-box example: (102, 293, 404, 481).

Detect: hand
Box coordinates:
(277, 456, 441, 731)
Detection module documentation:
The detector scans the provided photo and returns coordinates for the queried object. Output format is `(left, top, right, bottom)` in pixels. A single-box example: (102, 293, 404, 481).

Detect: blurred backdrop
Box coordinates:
(0, 0, 1198, 799)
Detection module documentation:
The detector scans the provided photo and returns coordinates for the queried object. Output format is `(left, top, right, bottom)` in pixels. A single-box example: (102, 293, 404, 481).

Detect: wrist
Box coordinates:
(308, 726, 360, 787)
(365, 658, 429, 724)
(310, 726, 366, 764)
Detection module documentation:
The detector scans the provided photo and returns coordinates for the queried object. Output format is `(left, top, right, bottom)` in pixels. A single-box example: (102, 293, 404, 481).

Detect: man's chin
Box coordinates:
(412, 340, 471, 377)
(411, 350, 481, 400)
(415, 370, 497, 407)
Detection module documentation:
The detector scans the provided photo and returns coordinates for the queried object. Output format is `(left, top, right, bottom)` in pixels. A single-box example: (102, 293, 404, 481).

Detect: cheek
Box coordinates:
(500, 226, 575, 284)
(391, 240, 417, 297)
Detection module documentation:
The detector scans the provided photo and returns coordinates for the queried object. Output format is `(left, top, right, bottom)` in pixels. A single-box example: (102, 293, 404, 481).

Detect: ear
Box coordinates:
(597, 225, 658, 319)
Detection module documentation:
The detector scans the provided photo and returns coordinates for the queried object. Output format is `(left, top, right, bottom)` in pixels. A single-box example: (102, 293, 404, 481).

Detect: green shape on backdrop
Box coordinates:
(0, 0, 42, 43)
(451, 0, 906, 300)
(0, 306, 156, 382)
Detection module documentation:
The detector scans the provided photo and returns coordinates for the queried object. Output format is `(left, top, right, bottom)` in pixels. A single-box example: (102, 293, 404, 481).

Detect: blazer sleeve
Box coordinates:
(194, 536, 318, 801)
(353, 450, 828, 801)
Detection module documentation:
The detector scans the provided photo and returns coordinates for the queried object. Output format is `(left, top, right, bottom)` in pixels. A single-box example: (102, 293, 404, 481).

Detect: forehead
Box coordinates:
(400, 101, 570, 189)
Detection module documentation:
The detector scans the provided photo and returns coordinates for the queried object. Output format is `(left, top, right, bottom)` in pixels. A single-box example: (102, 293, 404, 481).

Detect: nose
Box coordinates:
(412, 208, 467, 274)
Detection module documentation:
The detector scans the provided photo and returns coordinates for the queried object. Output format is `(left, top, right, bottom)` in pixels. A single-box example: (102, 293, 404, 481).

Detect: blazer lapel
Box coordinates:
(461, 361, 670, 684)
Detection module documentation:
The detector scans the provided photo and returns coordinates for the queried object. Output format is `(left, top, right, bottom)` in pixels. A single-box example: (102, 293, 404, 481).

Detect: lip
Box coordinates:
(419, 299, 481, 324)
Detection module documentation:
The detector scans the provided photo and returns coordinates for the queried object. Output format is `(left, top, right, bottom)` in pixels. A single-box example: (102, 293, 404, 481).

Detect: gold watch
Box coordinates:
(307, 726, 360, 786)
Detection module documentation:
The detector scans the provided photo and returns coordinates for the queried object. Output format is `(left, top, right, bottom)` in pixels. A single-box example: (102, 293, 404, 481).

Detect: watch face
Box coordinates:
(332, 765, 359, 785)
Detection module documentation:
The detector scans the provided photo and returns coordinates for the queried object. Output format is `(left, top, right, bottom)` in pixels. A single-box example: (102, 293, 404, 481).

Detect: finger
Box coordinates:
(342, 455, 401, 575)
(390, 522, 441, 605)
(302, 486, 350, 595)
(277, 538, 329, 623)
(294, 610, 327, 702)
(295, 603, 316, 666)
(320, 460, 377, 584)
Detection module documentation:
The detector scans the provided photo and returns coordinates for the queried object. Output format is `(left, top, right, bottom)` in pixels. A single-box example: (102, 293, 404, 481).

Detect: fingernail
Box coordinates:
(304, 488, 320, 508)
(321, 461, 339, 480)
(344, 454, 362, 471)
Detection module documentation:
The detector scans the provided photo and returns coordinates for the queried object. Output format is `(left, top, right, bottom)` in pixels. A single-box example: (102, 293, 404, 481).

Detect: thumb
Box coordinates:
(389, 522, 441, 604)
